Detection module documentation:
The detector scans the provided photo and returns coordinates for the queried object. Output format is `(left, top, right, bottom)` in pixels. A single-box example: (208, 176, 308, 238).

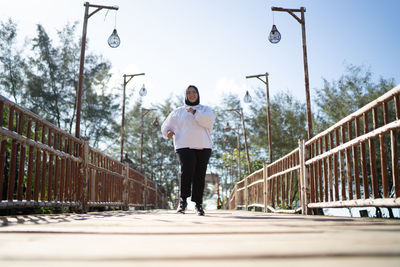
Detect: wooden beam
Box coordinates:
(308, 198, 400, 208)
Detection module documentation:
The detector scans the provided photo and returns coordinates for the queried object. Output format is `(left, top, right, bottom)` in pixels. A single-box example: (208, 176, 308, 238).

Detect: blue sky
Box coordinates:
(1, 0, 399, 110)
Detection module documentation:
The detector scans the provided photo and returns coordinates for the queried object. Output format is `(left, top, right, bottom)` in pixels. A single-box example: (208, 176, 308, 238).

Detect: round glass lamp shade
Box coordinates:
(268, 24, 281, 44)
(139, 84, 147, 96)
(153, 118, 159, 127)
(108, 29, 120, 48)
(224, 122, 232, 132)
(244, 90, 252, 103)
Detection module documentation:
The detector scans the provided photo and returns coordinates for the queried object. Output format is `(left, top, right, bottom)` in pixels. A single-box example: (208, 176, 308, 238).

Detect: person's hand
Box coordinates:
(167, 130, 175, 139)
(186, 108, 196, 115)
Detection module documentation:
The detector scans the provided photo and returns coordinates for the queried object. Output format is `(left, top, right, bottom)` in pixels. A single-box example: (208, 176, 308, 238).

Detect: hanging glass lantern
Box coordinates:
(139, 84, 147, 96)
(153, 118, 159, 127)
(268, 24, 281, 44)
(108, 29, 120, 48)
(243, 90, 252, 103)
(224, 122, 232, 132)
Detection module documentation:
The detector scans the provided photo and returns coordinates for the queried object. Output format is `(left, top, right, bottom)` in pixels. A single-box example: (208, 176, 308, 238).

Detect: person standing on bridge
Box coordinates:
(161, 85, 215, 216)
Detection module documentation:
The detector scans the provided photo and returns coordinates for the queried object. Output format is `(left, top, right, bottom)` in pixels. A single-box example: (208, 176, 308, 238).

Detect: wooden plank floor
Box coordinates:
(1, 209, 400, 266)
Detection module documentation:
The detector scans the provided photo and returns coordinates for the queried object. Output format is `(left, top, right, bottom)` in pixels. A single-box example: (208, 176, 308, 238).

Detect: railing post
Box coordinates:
(245, 176, 248, 210)
(122, 162, 129, 211)
(234, 184, 239, 210)
(263, 162, 269, 212)
(79, 137, 89, 213)
(305, 141, 312, 215)
(144, 177, 147, 209)
(299, 139, 305, 214)
(299, 139, 311, 215)
(155, 184, 158, 209)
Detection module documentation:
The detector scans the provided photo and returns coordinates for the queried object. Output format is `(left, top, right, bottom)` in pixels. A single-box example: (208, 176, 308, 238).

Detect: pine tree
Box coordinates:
(0, 19, 26, 104)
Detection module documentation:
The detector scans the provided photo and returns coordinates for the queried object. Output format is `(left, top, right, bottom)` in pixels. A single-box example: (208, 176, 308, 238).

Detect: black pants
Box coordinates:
(176, 148, 212, 205)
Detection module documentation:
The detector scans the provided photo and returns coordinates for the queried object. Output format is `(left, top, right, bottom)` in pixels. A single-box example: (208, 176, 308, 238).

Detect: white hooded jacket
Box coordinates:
(161, 104, 215, 150)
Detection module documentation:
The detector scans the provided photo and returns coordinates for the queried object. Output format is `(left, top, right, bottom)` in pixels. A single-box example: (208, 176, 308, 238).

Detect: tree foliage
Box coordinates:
(0, 20, 119, 146)
(247, 87, 308, 162)
(0, 19, 26, 104)
(314, 65, 395, 132)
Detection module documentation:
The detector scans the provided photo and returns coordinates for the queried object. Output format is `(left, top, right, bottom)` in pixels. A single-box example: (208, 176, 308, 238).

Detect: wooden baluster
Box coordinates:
(75, 142, 81, 203)
(70, 141, 75, 202)
(106, 158, 110, 202)
(100, 154, 104, 203)
(285, 158, 289, 207)
(40, 125, 47, 200)
(102, 154, 105, 202)
(308, 143, 315, 203)
(74, 142, 80, 202)
(340, 126, 346, 200)
(290, 153, 295, 206)
(326, 134, 333, 201)
(380, 102, 390, 197)
(47, 128, 53, 202)
(26, 119, 34, 201)
(33, 122, 41, 201)
(66, 138, 71, 201)
(334, 129, 340, 201)
(0, 102, 5, 200)
(345, 122, 353, 200)
(88, 150, 92, 203)
(289, 169, 293, 207)
(369, 108, 379, 198)
(380, 102, 389, 198)
(7, 106, 17, 200)
(392, 95, 400, 197)
(281, 160, 284, 207)
(103, 157, 107, 203)
(313, 142, 319, 203)
(289, 153, 296, 205)
(318, 138, 324, 202)
(71, 139, 76, 202)
(267, 176, 271, 209)
(309, 144, 315, 203)
(271, 176, 275, 208)
(59, 135, 65, 202)
(354, 117, 361, 199)
(276, 163, 280, 207)
(323, 135, 329, 202)
(54, 132, 59, 201)
(314, 142, 319, 203)
(8, 106, 17, 200)
(361, 113, 370, 199)
(95, 153, 99, 203)
(17, 112, 25, 200)
(314, 141, 319, 202)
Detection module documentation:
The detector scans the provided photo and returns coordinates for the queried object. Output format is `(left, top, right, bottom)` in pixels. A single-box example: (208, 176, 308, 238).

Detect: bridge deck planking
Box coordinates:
(1, 210, 400, 266)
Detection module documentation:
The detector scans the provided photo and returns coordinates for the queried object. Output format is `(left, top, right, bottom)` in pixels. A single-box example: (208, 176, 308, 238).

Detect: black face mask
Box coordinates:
(185, 85, 200, 106)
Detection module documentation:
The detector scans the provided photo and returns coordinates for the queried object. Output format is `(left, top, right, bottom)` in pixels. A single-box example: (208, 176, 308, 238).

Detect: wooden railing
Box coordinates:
(0, 95, 166, 212)
(229, 84, 400, 214)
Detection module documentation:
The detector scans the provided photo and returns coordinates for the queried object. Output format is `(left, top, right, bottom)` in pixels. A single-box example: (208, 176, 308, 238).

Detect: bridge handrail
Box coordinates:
(229, 84, 400, 214)
(0, 94, 166, 212)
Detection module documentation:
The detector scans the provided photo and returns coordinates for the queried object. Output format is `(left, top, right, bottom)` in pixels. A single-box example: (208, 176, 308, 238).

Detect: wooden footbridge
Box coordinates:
(1, 86, 400, 265)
